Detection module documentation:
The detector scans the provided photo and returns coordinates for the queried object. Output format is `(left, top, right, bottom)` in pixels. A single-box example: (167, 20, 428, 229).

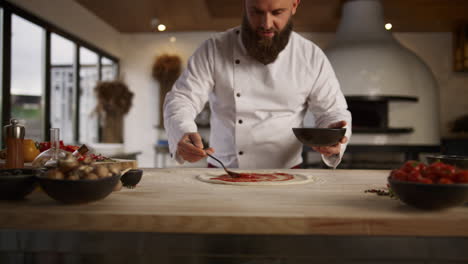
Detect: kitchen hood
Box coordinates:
(324, 0, 440, 145)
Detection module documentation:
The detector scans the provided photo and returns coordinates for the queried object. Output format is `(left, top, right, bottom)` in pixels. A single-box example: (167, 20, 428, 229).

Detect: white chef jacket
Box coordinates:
(164, 27, 352, 169)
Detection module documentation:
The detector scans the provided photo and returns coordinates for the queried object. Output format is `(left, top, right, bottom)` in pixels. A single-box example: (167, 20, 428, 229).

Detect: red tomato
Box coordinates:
(438, 178, 454, 184)
(429, 161, 446, 171)
(423, 172, 439, 182)
(415, 162, 427, 173)
(402, 160, 420, 173)
(418, 177, 433, 184)
(455, 171, 468, 183)
(408, 170, 422, 182)
(391, 169, 408, 181)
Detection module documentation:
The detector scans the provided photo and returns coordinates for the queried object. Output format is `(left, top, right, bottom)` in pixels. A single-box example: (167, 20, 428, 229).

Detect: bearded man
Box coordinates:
(164, 0, 352, 169)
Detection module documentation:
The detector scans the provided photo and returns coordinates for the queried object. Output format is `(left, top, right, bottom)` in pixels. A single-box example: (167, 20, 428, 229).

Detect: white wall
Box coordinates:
(120, 32, 218, 167)
(120, 31, 468, 167)
(8, 0, 122, 57)
(395, 33, 468, 137)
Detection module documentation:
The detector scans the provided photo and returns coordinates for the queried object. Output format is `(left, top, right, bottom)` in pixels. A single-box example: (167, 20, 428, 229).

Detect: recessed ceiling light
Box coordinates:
(385, 23, 393, 30)
(158, 24, 166, 32)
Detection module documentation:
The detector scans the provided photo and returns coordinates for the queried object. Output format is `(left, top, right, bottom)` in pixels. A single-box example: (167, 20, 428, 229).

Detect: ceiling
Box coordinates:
(74, 0, 468, 33)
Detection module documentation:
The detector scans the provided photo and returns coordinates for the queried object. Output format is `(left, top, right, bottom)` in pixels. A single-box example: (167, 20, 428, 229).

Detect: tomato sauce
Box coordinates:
(212, 172, 294, 182)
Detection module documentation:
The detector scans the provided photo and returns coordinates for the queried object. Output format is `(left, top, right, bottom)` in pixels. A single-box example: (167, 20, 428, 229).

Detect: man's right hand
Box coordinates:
(176, 133, 215, 163)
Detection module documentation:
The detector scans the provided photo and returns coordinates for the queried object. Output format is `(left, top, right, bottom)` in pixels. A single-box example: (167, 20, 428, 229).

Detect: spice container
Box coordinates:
(3, 119, 25, 169)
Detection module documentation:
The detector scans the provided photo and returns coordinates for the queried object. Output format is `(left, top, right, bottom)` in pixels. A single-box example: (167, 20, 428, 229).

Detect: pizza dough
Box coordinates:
(196, 171, 313, 186)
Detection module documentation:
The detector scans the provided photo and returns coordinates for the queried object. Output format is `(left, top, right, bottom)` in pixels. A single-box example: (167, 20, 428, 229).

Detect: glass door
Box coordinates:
(11, 14, 45, 141)
(50, 33, 76, 144)
(79, 47, 98, 144)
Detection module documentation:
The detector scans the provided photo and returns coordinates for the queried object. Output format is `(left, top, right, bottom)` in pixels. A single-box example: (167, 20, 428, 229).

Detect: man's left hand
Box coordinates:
(311, 120, 348, 157)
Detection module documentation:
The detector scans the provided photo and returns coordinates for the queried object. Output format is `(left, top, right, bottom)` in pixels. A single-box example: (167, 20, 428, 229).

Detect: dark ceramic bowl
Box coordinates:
(426, 155, 468, 169)
(0, 168, 39, 200)
(292, 128, 346, 147)
(120, 169, 143, 188)
(388, 176, 468, 210)
(37, 173, 120, 204)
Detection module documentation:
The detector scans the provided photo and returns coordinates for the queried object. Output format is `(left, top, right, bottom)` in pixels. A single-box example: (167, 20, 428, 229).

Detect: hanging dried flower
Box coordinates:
(152, 54, 182, 128)
(93, 80, 134, 143)
(152, 54, 182, 88)
(94, 80, 134, 116)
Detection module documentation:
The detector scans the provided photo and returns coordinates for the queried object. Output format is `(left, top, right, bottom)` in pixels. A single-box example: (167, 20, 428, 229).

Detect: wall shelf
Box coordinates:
(352, 127, 413, 134)
(346, 96, 418, 102)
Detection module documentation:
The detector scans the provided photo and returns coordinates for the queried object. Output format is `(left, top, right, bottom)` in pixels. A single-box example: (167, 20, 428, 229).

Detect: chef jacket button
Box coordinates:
(236, 93, 241, 97)
(239, 151, 244, 155)
(170, 153, 173, 158)
(235, 59, 240, 64)
(238, 119, 243, 124)
(236, 30, 240, 35)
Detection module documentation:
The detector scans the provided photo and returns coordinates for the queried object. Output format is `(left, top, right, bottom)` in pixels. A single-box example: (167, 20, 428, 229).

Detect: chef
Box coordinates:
(164, 0, 352, 169)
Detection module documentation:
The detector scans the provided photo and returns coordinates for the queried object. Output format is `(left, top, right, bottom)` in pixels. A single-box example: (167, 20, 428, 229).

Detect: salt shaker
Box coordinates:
(3, 119, 25, 169)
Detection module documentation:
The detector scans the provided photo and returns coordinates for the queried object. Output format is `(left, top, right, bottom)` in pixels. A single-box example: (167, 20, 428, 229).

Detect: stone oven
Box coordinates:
(305, 0, 441, 168)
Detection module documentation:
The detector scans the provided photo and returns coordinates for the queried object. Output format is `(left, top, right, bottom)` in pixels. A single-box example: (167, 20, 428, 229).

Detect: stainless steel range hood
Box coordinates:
(325, 0, 440, 145)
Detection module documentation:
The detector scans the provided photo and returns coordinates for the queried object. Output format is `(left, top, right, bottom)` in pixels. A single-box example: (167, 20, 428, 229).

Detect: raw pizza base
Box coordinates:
(196, 172, 313, 186)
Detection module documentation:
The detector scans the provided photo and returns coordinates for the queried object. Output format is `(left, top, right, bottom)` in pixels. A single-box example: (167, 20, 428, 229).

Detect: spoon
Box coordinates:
(205, 153, 241, 178)
(188, 139, 241, 178)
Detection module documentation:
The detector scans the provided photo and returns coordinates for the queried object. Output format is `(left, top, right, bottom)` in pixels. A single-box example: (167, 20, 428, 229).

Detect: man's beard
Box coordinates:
(241, 15, 293, 65)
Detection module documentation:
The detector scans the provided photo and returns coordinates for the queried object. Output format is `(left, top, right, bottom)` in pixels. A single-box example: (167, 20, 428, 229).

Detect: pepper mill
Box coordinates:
(3, 119, 25, 169)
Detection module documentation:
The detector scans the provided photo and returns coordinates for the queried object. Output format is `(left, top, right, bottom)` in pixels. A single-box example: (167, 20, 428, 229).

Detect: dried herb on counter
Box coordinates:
(364, 185, 398, 199)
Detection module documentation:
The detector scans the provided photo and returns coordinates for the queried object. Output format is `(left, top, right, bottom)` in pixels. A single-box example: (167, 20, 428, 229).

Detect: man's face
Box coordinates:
(242, 0, 300, 64)
(245, 0, 299, 40)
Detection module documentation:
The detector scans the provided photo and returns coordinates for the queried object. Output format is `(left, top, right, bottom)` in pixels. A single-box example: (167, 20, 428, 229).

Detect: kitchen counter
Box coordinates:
(0, 168, 467, 237)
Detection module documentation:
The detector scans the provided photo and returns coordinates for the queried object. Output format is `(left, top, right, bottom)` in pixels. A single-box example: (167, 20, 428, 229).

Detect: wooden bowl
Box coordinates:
(292, 128, 346, 147)
(388, 176, 468, 210)
(37, 173, 120, 204)
(0, 169, 38, 200)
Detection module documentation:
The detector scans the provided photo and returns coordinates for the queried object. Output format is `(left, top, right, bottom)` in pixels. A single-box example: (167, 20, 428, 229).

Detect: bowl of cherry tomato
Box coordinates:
(388, 160, 468, 210)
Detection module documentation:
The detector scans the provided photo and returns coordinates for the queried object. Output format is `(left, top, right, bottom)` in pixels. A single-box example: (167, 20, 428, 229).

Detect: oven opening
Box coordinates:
(348, 100, 388, 129)
(345, 96, 416, 134)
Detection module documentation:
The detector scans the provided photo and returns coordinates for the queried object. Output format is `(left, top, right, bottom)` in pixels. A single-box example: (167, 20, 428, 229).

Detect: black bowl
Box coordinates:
(292, 128, 346, 147)
(426, 155, 468, 169)
(120, 169, 143, 188)
(388, 176, 468, 210)
(37, 173, 120, 204)
(0, 168, 39, 200)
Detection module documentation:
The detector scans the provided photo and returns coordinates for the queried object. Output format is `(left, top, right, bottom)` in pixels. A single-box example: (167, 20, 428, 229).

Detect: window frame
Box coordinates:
(0, 1, 119, 147)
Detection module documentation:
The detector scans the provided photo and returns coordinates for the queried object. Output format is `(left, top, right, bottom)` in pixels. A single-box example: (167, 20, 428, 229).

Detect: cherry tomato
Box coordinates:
(408, 170, 422, 182)
(391, 169, 408, 181)
(418, 177, 433, 184)
(455, 171, 468, 183)
(438, 178, 454, 184)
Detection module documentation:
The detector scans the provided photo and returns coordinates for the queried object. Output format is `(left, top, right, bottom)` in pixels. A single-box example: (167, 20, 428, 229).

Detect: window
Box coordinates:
(101, 57, 117, 81)
(0, 8, 3, 143)
(51, 33, 76, 144)
(79, 47, 99, 144)
(10, 14, 45, 141)
(0, 2, 119, 145)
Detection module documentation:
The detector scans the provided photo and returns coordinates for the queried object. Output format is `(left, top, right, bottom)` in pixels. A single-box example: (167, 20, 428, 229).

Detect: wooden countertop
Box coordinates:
(0, 168, 467, 236)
